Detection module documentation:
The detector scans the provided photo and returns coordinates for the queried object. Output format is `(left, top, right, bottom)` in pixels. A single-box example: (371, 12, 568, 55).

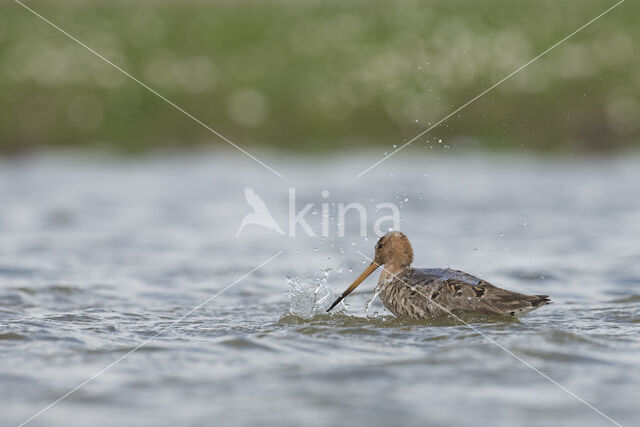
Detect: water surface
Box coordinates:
(1, 152, 639, 426)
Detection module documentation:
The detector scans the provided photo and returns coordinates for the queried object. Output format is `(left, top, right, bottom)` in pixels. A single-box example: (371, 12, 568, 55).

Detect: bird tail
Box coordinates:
(532, 295, 552, 307)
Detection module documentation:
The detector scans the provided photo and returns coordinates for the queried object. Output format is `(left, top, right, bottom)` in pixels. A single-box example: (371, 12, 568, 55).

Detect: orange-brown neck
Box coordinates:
(382, 262, 409, 275)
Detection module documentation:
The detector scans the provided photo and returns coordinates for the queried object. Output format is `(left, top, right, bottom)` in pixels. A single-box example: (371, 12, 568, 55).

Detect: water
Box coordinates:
(1, 152, 639, 426)
(286, 270, 346, 318)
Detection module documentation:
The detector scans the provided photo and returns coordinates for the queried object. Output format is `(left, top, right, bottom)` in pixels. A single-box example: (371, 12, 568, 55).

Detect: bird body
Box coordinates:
(327, 232, 551, 320)
(377, 267, 550, 320)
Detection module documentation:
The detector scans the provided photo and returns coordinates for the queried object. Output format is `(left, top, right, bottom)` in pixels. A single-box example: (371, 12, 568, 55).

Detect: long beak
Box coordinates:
(327, 262, 380, 312)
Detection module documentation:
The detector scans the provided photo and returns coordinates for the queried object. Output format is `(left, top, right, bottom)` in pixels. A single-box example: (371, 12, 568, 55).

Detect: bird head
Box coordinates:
(327, 231, 413, 312)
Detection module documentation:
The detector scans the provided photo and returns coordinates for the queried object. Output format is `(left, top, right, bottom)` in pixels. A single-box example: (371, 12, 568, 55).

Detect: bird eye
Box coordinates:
(377, 243, 384, 249)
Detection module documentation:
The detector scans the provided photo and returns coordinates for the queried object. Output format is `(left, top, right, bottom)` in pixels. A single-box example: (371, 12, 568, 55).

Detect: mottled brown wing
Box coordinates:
(429, 279, 551, 317)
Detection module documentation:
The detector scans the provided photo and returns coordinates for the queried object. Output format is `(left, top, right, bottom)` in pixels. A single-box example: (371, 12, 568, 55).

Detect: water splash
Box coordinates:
(286, 269, 345, 318)
(364, 285, 382, 316)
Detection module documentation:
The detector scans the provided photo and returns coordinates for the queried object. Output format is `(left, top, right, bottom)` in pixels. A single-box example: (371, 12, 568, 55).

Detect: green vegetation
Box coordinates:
(1, 0, 638, 154)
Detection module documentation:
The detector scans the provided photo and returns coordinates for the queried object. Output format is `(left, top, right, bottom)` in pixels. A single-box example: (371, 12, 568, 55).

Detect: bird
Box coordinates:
(327, 231, 551, 320)
(236, 187, 285, 236)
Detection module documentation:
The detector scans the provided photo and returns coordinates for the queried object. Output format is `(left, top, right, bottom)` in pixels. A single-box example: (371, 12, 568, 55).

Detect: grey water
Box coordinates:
(1, 151, 639, 427)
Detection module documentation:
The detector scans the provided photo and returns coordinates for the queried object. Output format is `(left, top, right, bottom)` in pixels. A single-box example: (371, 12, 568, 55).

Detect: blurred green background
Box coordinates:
(1, 0, 638, 154)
